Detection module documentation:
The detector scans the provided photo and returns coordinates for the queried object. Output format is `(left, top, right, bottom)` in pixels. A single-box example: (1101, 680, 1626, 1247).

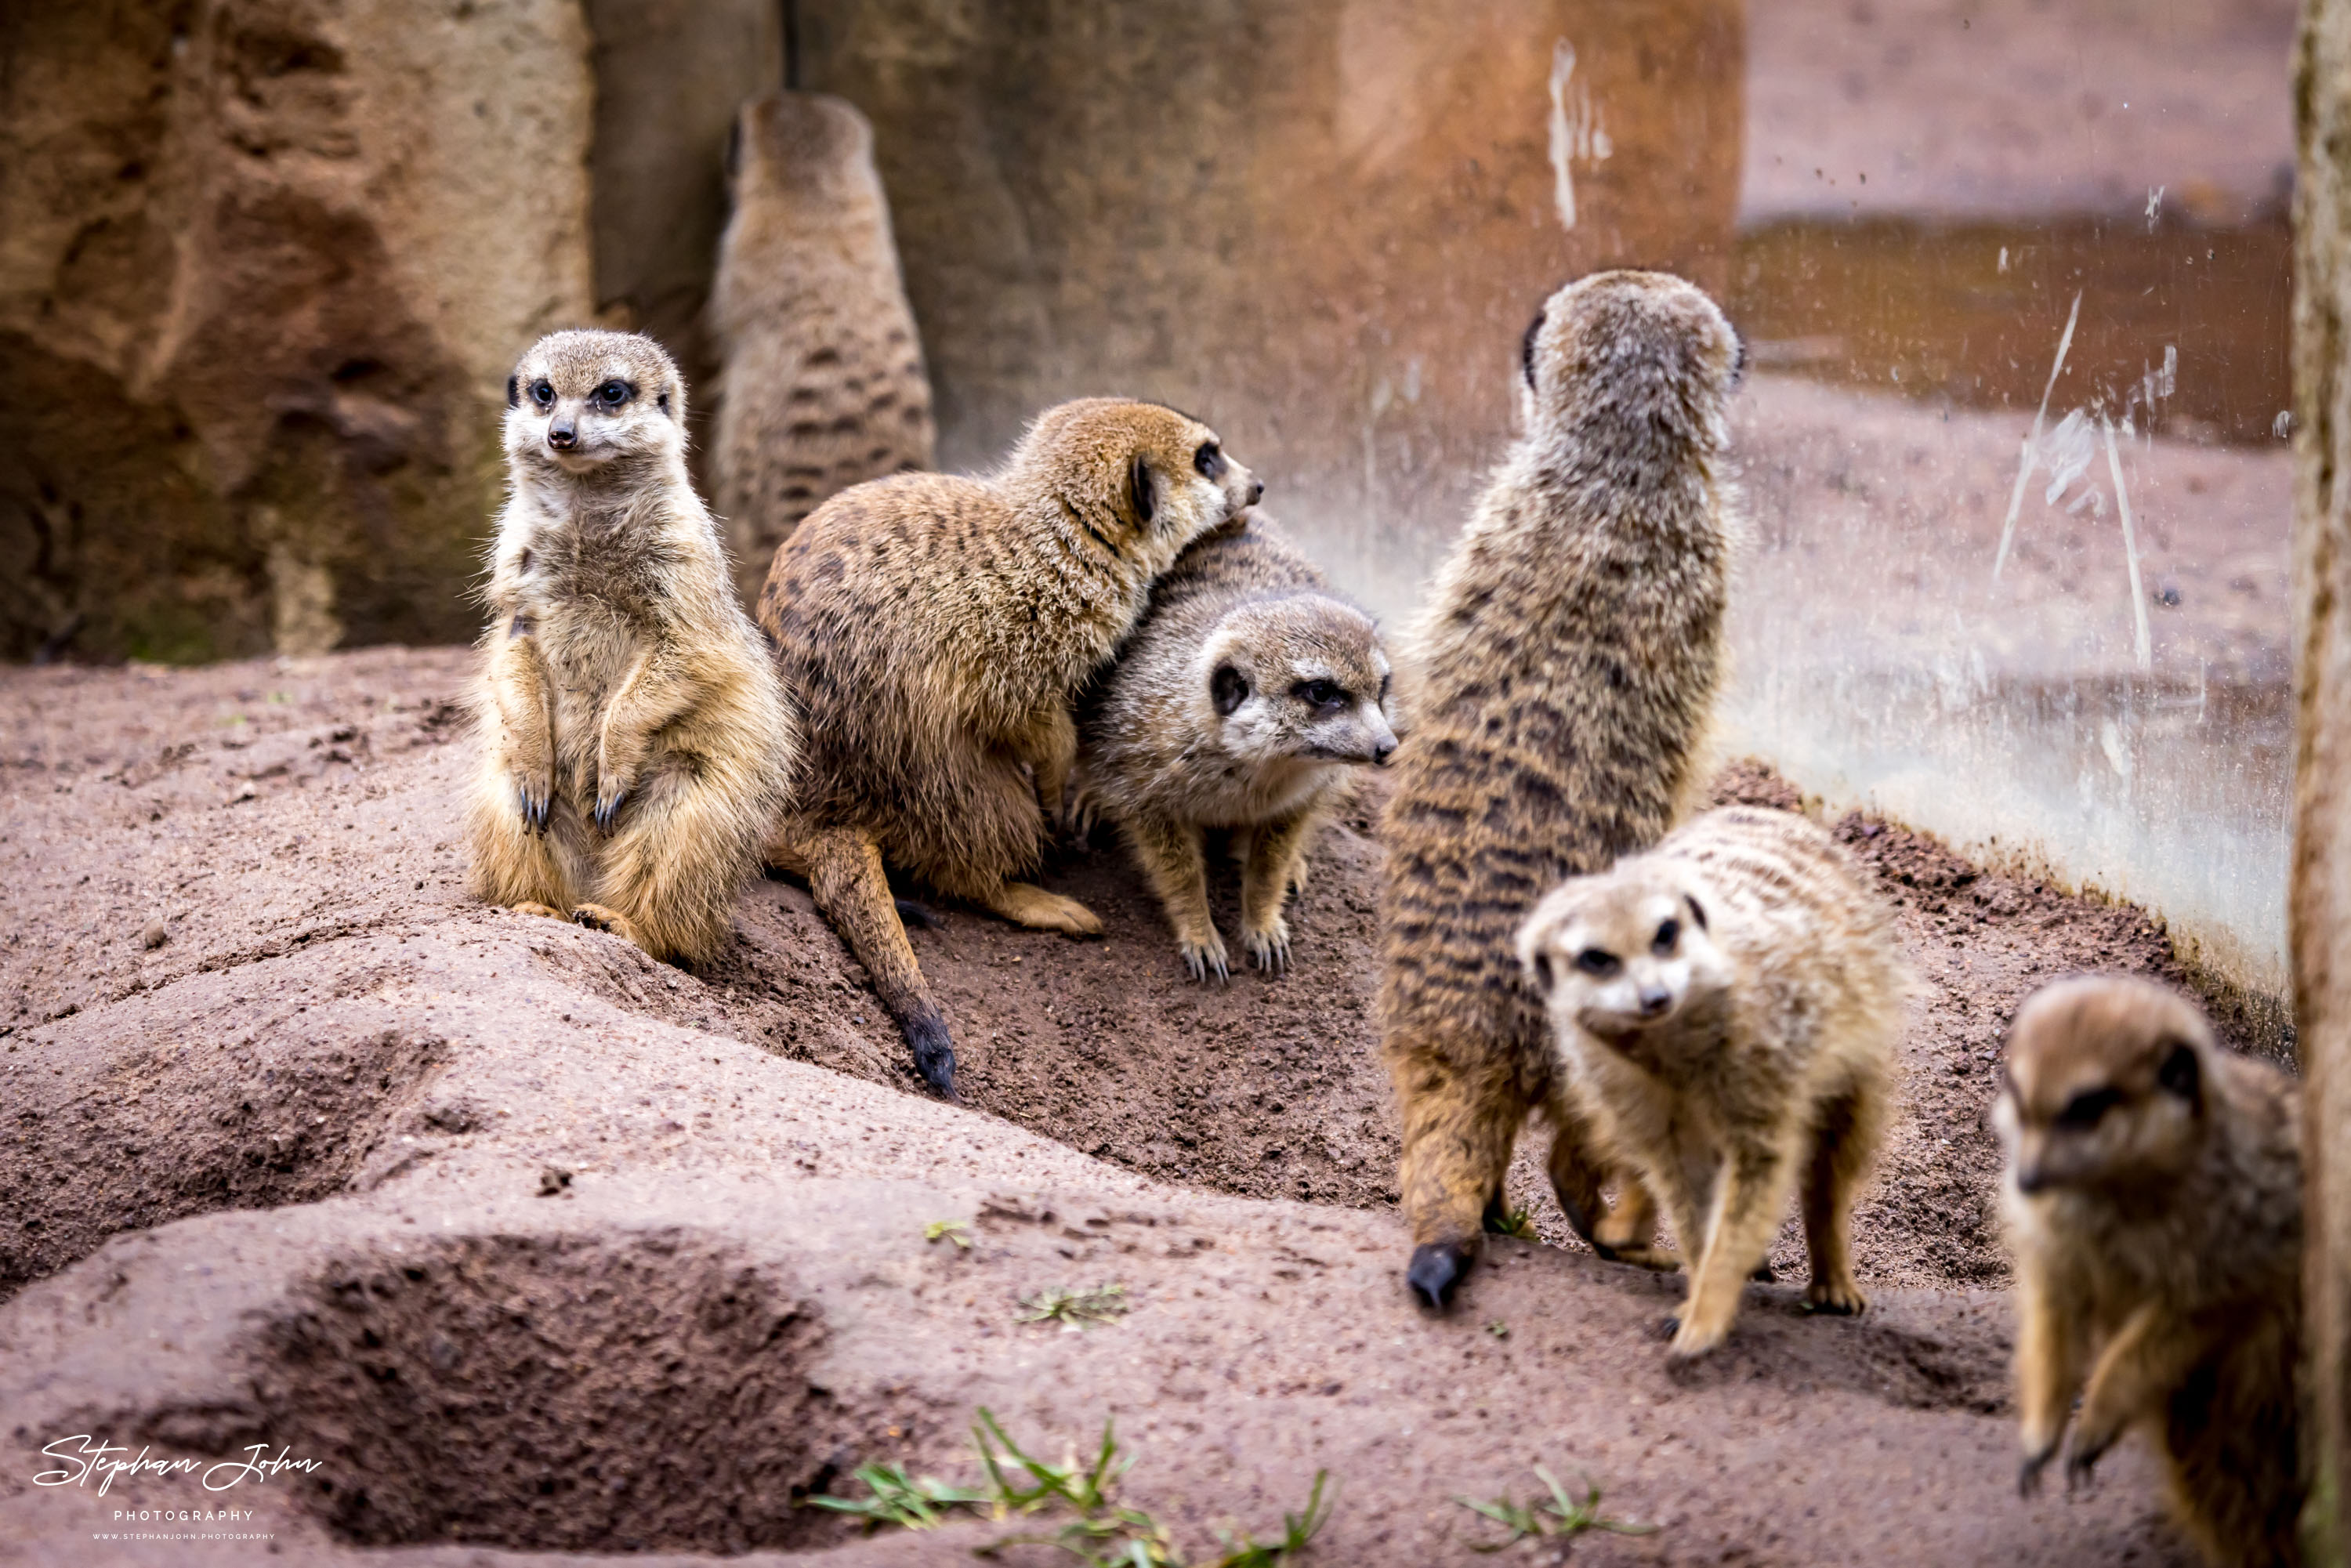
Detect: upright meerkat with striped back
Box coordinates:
(758, 399, 1261, 1096)
(467, 329, 795, 965)
(1078, 515, 1396, 980)
(1517, 806, 1907, 1359)
(708, 90, 934, 603)
(1380, 270, 1741, 1309)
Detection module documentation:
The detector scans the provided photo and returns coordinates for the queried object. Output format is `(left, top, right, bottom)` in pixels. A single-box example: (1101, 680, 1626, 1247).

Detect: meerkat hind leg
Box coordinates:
(976, 879, 1103, 938)
(1671, 1138, 1802, 1359)
(571, 903, 649, 950)
(511, 901, 567, 922)
(1800, 1082, 1878, 1316)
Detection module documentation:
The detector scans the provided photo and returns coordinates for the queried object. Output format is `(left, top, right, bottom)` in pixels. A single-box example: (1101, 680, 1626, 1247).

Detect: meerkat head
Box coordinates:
(1516, 270, 1743, 451)
(1197, 594, 1396, 769)
(1994, 975, 2215, 1198)
(1517, 865, 1729, 1042)
(505, 330, 686, 479)
(726, 91, 882, 214)
(1007, 398, 1262, 577)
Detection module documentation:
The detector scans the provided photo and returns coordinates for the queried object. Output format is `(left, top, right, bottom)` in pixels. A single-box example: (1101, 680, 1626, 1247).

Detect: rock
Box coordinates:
(0, 0, 596, 664)
(139, 919, 168, 951)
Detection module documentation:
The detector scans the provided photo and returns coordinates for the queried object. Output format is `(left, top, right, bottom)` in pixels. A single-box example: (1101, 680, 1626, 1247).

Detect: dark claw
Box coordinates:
(894, 896, 946, 930)
(905, 1005, 958, 1100)
(2064, 1441, 2105, 1494)
(593, 788, 627, 832)
(1659, 1315, 1683, 1342)
(2018, 1450, 2052, 1499)
(1407, 1240, 1476, 1310)
(516, 783, 549, 833)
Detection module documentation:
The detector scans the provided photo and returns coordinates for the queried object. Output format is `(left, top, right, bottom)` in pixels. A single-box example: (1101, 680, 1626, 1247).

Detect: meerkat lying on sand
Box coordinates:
(467, 330, 795, 965)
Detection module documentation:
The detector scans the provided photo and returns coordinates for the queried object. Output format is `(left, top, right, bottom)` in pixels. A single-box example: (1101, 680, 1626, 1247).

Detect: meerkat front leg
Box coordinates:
(1239, 809, 1317, 973)
(1012, 702, 1079, 826)
(2014, 1266, 2083, 1495)
(1670, 1135, 1802, 1359)
(592, 650, 698, 832)
(2063, 1302, 2202, 1490)
(1800, 1079, 1885, 1316)
(1122, 815, 1223, 977)
(487, 627, 557, 830)
(467, 629, 576, 915)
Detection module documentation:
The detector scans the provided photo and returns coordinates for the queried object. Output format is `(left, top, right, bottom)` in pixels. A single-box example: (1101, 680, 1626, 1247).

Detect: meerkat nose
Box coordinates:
(1637, 985, 1672, 1016)
(548, 419, 577, 450)
(1373, 738, 1396, 765)
(1249, 479, 1266, 504)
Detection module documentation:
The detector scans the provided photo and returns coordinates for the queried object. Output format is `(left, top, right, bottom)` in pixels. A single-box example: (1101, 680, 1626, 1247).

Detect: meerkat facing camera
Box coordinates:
(467, 329, 795, 965)
(1380, 270, 1741, 1310)
(709, 90, 934, 604)
(1996, 976, 2302, 1568)
(1516, 806, 1906, 1359)
(1078, 516, 1395, 980)
(759, 398, 1262, 1095)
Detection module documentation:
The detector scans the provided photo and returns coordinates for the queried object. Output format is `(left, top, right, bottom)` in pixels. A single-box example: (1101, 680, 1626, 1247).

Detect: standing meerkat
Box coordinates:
(466, 329, 795, 966)
(709, 91, 934, 605)
(759, 399, 1262, 1095)
(1077, 515, 1396, 981)
(1516, 806, 1907, 1359)
(1380, 270, 1741, 1309)
(1995, 976, 2302, 1568)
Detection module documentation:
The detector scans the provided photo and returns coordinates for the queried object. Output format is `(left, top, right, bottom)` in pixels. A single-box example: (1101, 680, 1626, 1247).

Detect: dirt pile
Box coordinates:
(0, 649, 2225, 1565)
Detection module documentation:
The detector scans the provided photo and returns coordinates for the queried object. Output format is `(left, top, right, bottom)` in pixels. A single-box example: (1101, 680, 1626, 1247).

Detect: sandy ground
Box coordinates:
(0, 646, 2253, 1565)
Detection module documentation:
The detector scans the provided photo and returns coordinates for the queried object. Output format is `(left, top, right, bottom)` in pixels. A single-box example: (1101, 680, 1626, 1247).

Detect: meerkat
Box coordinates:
(465, 329, 795, 966)
(1516, 806, 1906, 1358)
(1995, 976, 2302, 1568)
(1379, 270, 1741, 1309)
(758, 399, 1262, 1095)
(1076, 516, 1396, 981)
(708, 90, 935, 605)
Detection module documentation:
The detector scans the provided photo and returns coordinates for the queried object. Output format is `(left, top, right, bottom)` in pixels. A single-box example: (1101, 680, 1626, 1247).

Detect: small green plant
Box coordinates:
(1016, 1282, 1130, 1331)
(926, 1218, 974, 1249)
(1484, 1320, 1510, 1340)
(1454, 1466, 1652, 1552)
(802, 1461, 987, 1532)
(1491, 1206, 1539, 1240)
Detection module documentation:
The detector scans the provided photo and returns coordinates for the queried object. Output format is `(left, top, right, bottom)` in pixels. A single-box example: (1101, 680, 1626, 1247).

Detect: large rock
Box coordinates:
(0, 0, 594, 664)
(797, 0, 1744, 617)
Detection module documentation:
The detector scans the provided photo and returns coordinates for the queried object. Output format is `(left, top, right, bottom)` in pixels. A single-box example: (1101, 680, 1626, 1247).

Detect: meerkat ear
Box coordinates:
(506, 375, 520, 408)
(1731, 331, 1750, 387)
(1128, 454, 1156, 526)
(2157, 1038, 2201, 1104)
(1520, 306, 1548, 392)
(725, 117, 743, 180)
(1529, 949, 1557, 998)
(1211, 663, 1248, 716)
(1682, 892, 1708, 932)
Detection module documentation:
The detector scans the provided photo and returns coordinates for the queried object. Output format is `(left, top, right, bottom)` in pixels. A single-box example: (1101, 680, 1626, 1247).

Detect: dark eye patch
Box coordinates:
(596, 380, 632, 408)
(1652, 918, 1679, 955)
(2056, 1086, 2122, 1130)
(1575, 948, 1619, 978)
(1194, 440, 1225, 480)
(530, 379, 555, 409)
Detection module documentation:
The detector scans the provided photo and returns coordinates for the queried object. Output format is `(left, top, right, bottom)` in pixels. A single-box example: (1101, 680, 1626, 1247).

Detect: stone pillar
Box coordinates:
(2295, 0, 2351, 1555)
(0, 0, 596, 662)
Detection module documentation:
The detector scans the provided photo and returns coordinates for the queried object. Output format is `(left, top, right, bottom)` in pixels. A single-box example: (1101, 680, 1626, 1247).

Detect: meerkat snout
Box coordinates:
(1994, 976, 2210, 1197)
(1520, 879, 1716, 1039)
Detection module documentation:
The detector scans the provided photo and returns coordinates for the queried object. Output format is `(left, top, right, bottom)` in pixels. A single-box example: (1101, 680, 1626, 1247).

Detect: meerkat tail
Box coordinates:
(1389, 1042, 1525, 1309)
(797, 822, 957, 1096)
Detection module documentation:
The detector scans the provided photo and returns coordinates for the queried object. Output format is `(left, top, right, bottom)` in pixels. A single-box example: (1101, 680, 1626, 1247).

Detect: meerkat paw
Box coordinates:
(2018, 1442, 2060, 1498)
(987, 882, 1103, 936)
(1179, 932, 1230, 984)
(513, 775, 552, 833)
(591, 784, 630, 833)
(1608, 1244, 1684, 1274)
(1241, 918, 1291, 974)
(1666, 1304, 1735, 1360)
(2062, 1436, 2109, 1494)
(510, 901, 567, 922)
(571, 903, 646, 949)
(1802, 1273, 1867, 1316)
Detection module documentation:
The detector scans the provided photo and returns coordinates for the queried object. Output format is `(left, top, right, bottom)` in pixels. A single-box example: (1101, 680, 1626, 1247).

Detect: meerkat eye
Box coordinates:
(1652, 918, 1679, 954)
(1293, 679, 1342, 710)
(1194, 440, 1225, 480)
(2056, 1086, 2122, 1130)
(596, 380, 632, 408)
(1575, 948, 1620, 978)
(530, 379, 555, 409)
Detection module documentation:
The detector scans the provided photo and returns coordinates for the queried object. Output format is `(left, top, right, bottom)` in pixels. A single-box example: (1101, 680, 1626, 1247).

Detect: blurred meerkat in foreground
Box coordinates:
(1380, 270, 1741, 1309)
(1517, 806, 1905, 1359)
(759, 399, 1261, 1095)
(1078, 516, 1395, 980)
(467, 330, 795, 965)
(1996, 976, 2302, 1568)
(709, 91, 933, 604)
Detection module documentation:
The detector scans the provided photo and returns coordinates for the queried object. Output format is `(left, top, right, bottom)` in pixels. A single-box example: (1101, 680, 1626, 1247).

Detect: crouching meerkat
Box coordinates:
(709, 91, 934, 604)
(1516, 806, 1907, 1359)
(1380, 270, 1741, 1309)
(758, 399, 1262, 1095)
(1996, 976, 2302, 1568)
(1077, 516, 1396, 981)
(465, 329, 795, 965)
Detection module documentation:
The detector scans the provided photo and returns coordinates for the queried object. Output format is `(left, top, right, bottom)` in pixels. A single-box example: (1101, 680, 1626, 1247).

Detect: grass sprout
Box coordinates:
(926, 1218, 974, 1249)
(1454, 1466, 1653, 1552)
(802, 1461, 987, 1531)
(1016, 1282, 1130, 1331)
(1491, 1206, 1539, 1240)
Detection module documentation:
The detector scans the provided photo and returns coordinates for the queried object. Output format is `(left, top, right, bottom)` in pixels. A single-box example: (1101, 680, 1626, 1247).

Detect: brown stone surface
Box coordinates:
(0, 648, 2257, 1564)
(0, 0, 593, 664)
